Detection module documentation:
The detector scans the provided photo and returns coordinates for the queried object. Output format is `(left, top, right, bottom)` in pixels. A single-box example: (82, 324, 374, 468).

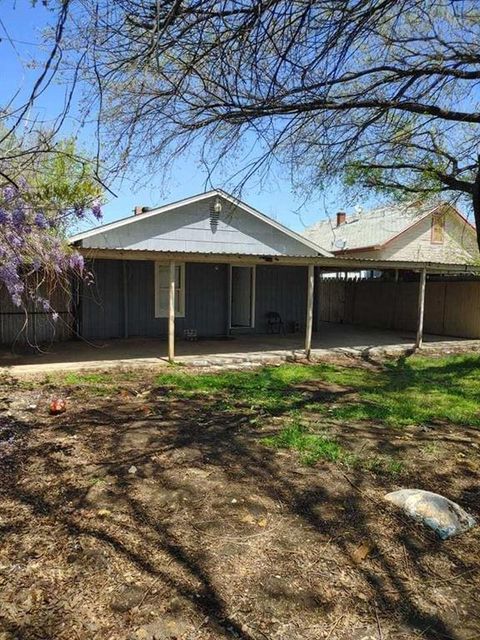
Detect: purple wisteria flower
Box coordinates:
(3, 185, 17, 202)
(34, 212, 48, 229)
(0, 180, 99, 314)
(69, 253, 85, 272)
(74, 204, 86, 219)
(12, 208, 25, 226)
(91, 199, 102, 220)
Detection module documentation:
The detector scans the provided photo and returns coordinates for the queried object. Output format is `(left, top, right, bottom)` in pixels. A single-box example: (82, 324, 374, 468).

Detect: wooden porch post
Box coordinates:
(122, 260, 129, 339)
(415, 268, 427, 349)
(168, 261, 176, 363)
(305, 264, 315, 359)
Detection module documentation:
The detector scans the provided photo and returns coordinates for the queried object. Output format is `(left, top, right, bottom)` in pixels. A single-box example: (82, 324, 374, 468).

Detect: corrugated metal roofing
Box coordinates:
(303, 200, 452, 251)
(79, 246, 479, 272)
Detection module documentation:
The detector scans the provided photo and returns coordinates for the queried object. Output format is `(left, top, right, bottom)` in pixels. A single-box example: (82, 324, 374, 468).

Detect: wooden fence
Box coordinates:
(0, 284, 74, 346)
(317, 279, 480, 339)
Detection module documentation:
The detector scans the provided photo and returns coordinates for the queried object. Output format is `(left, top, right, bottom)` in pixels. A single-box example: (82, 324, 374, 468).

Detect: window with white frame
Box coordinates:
(154, 262, 185, 317)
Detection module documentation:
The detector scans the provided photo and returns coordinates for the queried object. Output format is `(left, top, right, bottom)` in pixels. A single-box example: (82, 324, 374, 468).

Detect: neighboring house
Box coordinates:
(303, 201, 479, 264)
(70, 190, 331, 343)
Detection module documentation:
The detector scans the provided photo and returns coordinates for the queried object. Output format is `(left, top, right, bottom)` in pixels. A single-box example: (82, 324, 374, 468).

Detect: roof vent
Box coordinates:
(209, 196, 222, 233)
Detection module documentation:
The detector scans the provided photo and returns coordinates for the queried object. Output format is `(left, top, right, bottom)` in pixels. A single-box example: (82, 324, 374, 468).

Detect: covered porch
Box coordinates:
(1, 322, 478, 375)
(1, 249, 478, 367)
(76, 249, 478, 365)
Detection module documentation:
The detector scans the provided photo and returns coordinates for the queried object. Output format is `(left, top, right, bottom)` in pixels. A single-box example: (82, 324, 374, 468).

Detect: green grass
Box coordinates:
(42, 369, 148, 395)
(63, 372, 117, 385)
(155, 364, 327, 412)
(319, 354, 480, 427)
(263, 421, 344, 465)
(262, 419, 404, 473)
(156, 354, 480, 427)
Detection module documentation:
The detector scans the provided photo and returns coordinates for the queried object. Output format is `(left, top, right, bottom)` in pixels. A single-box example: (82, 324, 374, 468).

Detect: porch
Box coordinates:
(1, 322, 477, 375)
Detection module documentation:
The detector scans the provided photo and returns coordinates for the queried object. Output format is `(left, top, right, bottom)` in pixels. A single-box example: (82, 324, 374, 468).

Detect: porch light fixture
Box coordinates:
(210, 196, 222, 232)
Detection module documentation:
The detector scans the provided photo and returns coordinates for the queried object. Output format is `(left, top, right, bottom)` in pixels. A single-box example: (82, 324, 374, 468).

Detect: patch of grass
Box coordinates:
(263, 420, 344, 465)
(263, 419, 404, 474)
(263, 420, 404, 474)
(64, 372, 116, 385)
(38, 369, 148, 395)
(155, 364, 332, 413)
(155, 355, 480, 426)
(360, 455, 404, 476)
(315, 354, 480, 428)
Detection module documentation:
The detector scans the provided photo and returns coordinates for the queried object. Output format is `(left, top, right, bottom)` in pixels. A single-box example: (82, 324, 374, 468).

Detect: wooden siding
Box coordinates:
(81, 259, 229, 339)
(80, 259, 124, 339)
(80, 259, 309, 340)
(255, 265, 308, 332)
(318, 279, 480, 338)
(80, 198, 318, 256)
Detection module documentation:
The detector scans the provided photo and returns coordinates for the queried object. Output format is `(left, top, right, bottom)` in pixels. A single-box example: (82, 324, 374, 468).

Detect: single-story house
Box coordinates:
(303, 200, 479, 264)
(70, 190, 331, 360)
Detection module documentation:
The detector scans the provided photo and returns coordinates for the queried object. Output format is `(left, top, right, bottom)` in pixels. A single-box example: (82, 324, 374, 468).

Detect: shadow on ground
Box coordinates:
(0, 362, 479, 639)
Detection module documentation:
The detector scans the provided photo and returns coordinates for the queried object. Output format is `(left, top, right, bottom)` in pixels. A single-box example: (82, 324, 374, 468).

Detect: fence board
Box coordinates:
(0, 284, 73, 345)
(317, 279, 480, 339)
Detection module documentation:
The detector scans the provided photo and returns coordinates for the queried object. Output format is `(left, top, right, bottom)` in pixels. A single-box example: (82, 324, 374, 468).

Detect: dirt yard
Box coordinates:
(0, 356, 479, 640)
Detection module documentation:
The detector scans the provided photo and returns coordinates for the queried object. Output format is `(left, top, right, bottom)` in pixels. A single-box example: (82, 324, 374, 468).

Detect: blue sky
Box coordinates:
(0, 1, 372, 233)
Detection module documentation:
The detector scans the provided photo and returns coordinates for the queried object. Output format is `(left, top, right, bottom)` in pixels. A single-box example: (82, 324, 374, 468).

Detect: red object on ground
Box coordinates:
(49, 398, 66, 415)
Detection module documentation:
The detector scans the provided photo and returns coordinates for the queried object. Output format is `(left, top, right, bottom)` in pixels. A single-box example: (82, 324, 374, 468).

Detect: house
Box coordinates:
(70, 190, 332, 359)
(303, 200, 479, 265)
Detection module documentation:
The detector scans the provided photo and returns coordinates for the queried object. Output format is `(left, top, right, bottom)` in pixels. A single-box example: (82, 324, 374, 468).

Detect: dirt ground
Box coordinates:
(0, 366, 479, 640)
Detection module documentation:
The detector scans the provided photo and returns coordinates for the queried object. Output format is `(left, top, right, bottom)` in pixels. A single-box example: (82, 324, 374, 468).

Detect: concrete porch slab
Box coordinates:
(1, 322, 479, 376)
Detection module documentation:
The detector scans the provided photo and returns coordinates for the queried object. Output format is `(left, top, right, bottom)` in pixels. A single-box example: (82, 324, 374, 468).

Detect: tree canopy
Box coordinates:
(65, 0, 480, 244)
(3, 0, 480, 248)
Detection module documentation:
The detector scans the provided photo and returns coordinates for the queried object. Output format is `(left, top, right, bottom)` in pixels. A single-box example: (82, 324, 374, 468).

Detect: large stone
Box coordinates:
(384, 489, 476, 539)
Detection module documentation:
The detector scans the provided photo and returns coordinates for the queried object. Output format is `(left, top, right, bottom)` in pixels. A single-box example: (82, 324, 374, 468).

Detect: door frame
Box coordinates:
(228, 264, 256, 330)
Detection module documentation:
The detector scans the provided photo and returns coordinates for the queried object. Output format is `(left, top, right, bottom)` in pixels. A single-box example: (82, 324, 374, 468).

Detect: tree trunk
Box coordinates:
(472, 163, 480, 253)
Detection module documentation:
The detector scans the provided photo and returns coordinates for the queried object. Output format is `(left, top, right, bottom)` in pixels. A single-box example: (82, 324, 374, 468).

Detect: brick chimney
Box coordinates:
(134, 205, 149, 216)
(336, 211, 346, 227)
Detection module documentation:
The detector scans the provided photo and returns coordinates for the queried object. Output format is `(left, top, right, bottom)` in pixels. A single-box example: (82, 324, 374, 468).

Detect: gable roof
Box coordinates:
(303, 200, 475, 253)
(71, 189, 332, 257)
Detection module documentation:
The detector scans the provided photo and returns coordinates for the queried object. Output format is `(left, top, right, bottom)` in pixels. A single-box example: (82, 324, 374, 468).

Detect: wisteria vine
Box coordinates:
(0, 181, 101, 320)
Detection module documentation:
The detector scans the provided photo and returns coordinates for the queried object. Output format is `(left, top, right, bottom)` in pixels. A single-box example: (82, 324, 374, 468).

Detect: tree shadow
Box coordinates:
(1, 366, 479, 639)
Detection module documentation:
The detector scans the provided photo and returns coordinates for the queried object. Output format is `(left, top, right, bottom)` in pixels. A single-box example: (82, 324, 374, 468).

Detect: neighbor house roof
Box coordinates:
(71, 189, 332, 257)
(303, 200, 475, 253)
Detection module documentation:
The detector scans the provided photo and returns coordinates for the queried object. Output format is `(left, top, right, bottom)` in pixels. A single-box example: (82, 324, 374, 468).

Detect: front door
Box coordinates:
(230, 266, 255, 328)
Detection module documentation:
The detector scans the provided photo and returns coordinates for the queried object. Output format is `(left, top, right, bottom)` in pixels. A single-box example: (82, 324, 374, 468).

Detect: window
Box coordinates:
(154, 262, 185, 317)
(431, 213, 445, 244)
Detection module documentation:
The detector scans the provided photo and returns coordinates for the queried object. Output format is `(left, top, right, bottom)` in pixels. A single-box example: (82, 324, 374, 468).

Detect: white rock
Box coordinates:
(128, 465, 137, 475)
(384, 489, 476, 539)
